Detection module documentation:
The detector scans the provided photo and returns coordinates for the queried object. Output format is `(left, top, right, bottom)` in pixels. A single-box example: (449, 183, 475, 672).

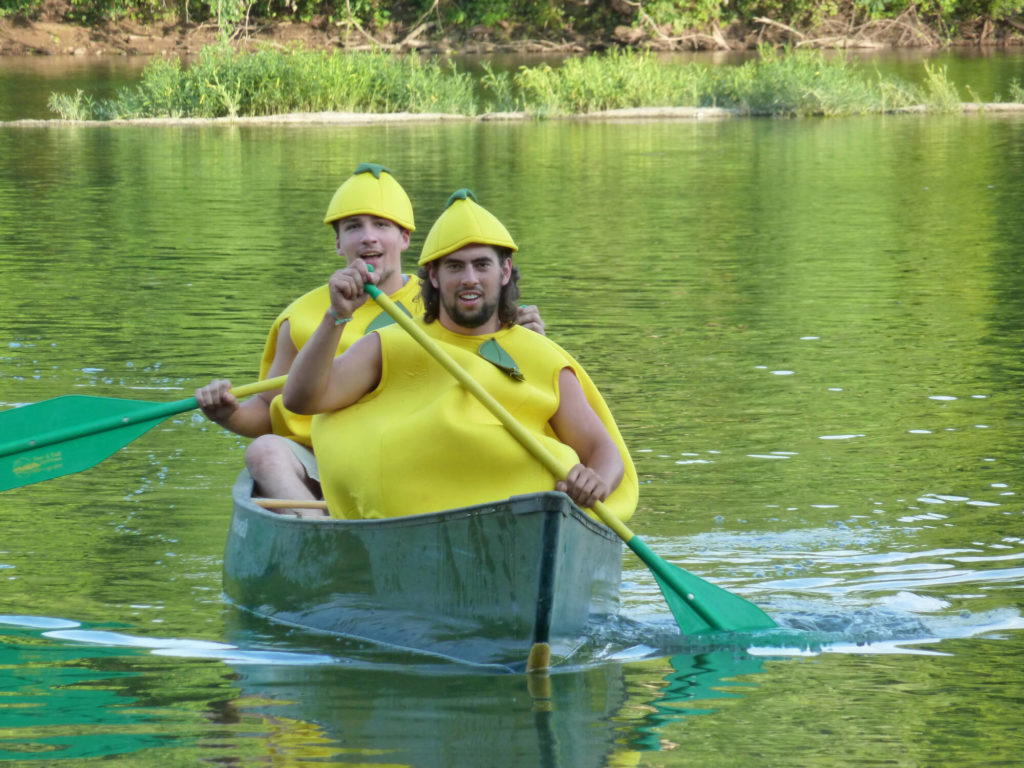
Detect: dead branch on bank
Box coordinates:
(755, 7, 943, 48)
(396, 0, 439, 49)
(340, 0, 388, 48)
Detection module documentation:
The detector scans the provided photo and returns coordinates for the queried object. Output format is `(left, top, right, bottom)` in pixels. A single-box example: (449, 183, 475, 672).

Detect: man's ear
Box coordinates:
(428, 262, 439, 289)
(501, 257, 513, 286)
(400, 228, 411, 250)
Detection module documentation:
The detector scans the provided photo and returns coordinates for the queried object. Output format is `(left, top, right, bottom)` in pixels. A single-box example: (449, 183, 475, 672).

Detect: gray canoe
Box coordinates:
(222, 470, 623, 671)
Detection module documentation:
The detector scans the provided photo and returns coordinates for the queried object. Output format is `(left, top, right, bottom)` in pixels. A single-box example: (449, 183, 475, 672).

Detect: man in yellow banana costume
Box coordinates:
(194, 165, 545, 517)
(284, 190, 638, 522)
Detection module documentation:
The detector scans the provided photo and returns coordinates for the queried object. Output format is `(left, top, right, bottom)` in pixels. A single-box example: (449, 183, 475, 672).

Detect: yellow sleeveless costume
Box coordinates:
(257, 276, 423, 446)
(311, 319, 638, 522)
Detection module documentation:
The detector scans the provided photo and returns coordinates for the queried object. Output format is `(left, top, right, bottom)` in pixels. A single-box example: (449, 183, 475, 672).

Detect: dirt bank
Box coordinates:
(2, 3, 1022, 58)
(0, 15, 339, 57)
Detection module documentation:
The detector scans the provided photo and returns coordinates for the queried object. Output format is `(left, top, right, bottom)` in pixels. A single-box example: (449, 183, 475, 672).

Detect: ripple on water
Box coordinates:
(0, 615, 80, 630)
(41, 628, 341, 666)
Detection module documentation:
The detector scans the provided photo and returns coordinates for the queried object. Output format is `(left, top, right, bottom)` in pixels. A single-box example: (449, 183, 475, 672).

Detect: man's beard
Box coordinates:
(443, 292, 500, 329)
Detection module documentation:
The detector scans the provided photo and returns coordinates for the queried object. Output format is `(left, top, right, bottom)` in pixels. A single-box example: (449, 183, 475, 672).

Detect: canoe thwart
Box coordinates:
(253, 498, 330, 510)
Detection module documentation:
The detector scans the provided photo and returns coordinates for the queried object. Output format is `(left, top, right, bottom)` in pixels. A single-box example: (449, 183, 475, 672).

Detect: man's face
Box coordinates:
(335, 214, 410, 285)
(430, 245, 512, 333)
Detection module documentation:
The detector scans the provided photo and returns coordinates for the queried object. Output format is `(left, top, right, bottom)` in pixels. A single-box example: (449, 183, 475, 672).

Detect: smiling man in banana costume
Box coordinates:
(283, 189, 638, 522)
(194, 165, 545, 517)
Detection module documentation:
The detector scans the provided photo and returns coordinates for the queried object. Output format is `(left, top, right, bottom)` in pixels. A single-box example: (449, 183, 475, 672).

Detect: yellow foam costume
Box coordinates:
(311, 319, 638, 522)
(257, 276, 422, 445)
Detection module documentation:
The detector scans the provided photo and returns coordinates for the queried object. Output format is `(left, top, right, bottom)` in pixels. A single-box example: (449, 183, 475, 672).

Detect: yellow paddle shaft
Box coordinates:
(231, 375, 287, 398)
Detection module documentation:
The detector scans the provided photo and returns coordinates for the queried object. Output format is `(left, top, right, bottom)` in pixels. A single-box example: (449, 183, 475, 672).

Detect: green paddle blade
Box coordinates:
(1, 376, 286, 492)
(628, 536, 776, 633)
(0, 394, 196, 491)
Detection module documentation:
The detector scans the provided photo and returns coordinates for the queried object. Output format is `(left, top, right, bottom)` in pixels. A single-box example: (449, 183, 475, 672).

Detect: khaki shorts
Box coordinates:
(285, 440, 320, 484)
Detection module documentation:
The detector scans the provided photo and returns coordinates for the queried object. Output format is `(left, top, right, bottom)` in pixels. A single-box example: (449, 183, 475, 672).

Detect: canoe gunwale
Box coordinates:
(231, 469, 619, 540)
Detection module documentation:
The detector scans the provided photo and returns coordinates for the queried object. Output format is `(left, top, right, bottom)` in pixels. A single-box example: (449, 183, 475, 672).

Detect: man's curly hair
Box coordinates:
(418, 247, 520, 326)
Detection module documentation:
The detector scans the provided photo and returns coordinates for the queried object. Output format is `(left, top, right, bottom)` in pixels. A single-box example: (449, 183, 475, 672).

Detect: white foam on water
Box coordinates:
(153, 648, 338, 665)
(878, 591, 949, 612)
(36, 627, 344, 667)
(0, 615, 80, 630)
(748, 640, 950, 657)
(44, 629, 234, 651)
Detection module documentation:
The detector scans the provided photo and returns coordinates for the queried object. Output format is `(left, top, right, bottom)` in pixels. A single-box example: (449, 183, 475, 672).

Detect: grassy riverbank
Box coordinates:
(47, 45, 1024, 120)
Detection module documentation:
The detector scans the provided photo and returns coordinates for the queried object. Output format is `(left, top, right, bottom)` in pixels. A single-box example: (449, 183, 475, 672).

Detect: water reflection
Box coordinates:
(2, 593, 1021, 764)
(0, 620, 170, 762)
(623, 651, 767, 751)
(0, 613, 778, 766)
(228, 661, 632, 766)
(0, 56, 152, 121)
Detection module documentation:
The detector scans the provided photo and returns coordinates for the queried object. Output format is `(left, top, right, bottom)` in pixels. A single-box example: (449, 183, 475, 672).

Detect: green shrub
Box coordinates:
(511, 49, 710, 115)
(54, 45, 480, 119)
(1009, 78, 1024, 103)
(717, 47, 885, 116)
(919, 61, 962, 112)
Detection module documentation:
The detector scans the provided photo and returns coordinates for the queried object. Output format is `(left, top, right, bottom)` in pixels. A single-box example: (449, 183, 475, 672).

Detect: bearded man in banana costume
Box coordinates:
(284, 190, 638, 523)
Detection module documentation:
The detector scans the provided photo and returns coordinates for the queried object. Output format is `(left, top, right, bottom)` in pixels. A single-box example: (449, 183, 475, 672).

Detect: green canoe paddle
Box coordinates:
(363, 283, 776, 636)
(0, 376, 287, 492)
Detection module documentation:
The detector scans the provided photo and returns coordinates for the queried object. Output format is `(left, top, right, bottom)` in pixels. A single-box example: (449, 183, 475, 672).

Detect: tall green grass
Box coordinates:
(48, 45, 1008, 121)
(502, 48, 711, 115)
(716, 46, 890, 116)
(50, 45, 478, 120)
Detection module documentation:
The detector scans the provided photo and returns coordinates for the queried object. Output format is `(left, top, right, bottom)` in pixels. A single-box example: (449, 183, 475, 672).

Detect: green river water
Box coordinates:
(1, 53, 1023, 766)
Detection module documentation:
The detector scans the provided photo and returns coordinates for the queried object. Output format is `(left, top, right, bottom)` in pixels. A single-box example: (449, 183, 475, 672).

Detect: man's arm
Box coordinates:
(284, 326, 382, 415)
(548, 367, 625, 509)
(194, 320, 297, 437)
(283, 261, 382, 416)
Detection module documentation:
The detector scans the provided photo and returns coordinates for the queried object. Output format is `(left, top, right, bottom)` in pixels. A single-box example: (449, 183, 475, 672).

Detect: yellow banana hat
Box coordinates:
(418, 189, 517, 265)
(323, 163, 415, 231)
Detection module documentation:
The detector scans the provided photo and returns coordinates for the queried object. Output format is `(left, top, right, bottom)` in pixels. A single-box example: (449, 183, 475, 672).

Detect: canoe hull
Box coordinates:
(223, 471, 622, 669)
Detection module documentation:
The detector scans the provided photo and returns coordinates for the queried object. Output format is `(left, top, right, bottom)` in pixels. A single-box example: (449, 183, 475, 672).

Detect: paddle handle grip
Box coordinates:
(364, 284, 635, 543)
